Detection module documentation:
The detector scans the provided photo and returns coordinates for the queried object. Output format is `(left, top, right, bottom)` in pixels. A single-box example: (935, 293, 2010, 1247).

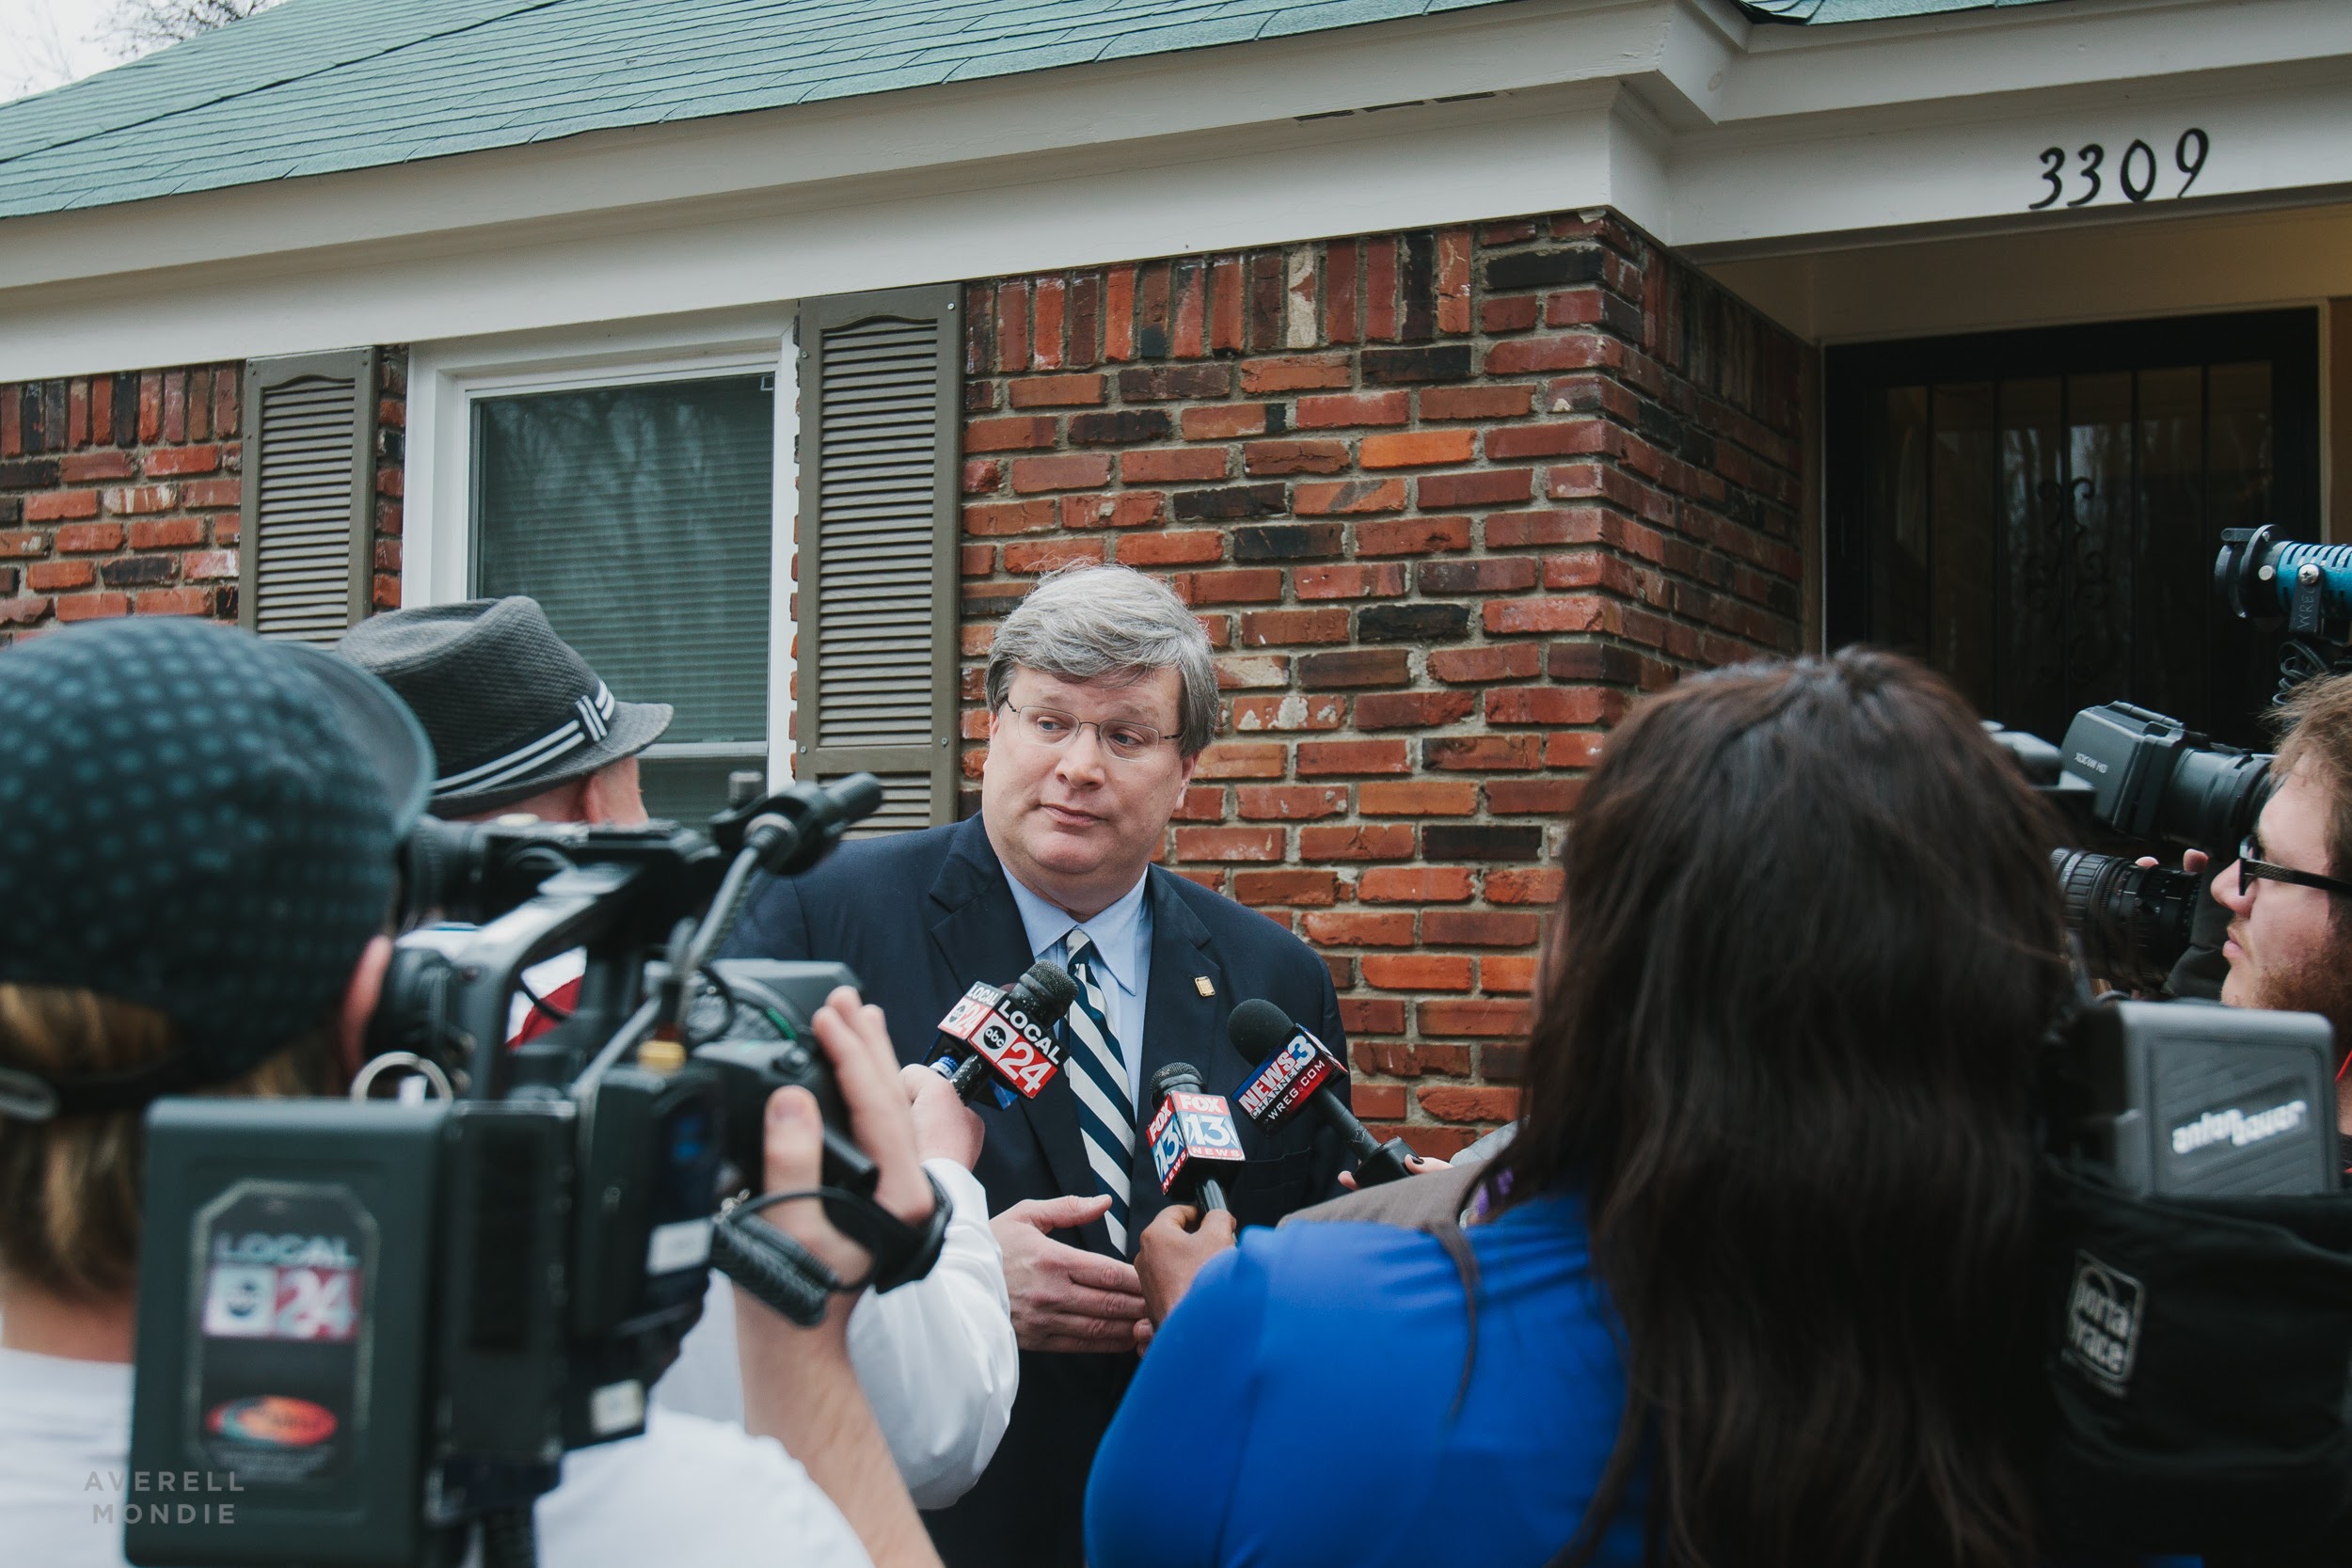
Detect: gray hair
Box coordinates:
(985, 564, 1219, 755)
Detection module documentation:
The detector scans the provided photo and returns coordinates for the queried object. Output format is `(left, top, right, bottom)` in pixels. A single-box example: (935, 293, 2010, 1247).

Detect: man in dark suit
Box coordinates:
(729, 563, 1350, 1568)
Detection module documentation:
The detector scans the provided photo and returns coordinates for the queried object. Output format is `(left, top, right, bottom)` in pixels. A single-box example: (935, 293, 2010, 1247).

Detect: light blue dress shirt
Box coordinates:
(1002, 868, 1152, 1113)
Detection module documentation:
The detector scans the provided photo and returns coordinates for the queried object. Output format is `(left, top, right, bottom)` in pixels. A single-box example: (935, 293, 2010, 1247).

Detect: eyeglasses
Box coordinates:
(2235, 835, 2352, 900)
(1000, 703, 1176, 763)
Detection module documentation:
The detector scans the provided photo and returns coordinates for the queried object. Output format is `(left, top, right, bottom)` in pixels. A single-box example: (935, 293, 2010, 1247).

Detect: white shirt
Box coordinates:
(654, 1158, 1019, 1509)
(1002, 868, 1152, 1111)
(0, 1345, 870, 1568)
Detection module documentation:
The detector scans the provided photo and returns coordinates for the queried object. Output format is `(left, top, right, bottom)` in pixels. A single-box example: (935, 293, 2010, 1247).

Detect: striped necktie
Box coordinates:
(1060, 930, 1136, 1255)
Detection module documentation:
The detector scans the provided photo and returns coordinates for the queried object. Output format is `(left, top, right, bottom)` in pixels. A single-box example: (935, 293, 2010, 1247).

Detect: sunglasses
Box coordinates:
(2235, 835, 2352, 900)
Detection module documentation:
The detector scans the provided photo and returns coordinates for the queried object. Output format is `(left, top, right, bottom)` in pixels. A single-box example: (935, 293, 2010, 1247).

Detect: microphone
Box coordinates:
(1144, 1062, 1243, 1213)
(929, 959, 1080, 1102)
(1228, 998, 1417, 1186)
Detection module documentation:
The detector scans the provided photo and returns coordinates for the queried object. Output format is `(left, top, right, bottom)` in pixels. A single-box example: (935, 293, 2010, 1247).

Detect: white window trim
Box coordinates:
(406, 315, 800, 788)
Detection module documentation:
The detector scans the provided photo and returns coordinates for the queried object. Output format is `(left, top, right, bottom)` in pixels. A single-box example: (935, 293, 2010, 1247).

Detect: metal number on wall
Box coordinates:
(2029, 130, 2208, 212)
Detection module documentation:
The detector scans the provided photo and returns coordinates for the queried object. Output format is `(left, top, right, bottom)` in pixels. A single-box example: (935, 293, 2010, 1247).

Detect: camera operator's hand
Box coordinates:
(757, 987, 937, 1289)
(901, 1063, 985, 1170)
(2137, 848, 2212, 877)
(739, 985, 943, 1568)
(1336, 1152, 1450, 1191)
(1135, 1203, 1238, 1333)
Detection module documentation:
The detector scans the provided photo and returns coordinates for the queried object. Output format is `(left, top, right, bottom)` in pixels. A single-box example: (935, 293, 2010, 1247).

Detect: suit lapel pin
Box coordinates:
(1194, 975, 1216, 998)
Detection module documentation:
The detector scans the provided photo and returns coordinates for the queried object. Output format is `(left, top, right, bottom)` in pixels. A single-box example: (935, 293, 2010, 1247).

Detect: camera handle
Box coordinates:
(710, 1170, 953, 1324)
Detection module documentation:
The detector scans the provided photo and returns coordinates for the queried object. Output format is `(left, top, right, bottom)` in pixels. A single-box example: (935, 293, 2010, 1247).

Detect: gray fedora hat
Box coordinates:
(337, 597, 672, 816)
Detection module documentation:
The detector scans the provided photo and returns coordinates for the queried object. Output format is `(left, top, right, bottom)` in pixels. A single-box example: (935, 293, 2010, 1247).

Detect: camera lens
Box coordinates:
(2157, 747, 2270, 850)
(2051, 848, 2202, 992)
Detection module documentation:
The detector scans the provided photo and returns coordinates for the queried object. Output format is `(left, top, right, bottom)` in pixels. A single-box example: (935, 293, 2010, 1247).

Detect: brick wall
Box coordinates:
(0, 366, 246, 643)
(0, 352, 410, 647)
(959, 210, 1810, 1155)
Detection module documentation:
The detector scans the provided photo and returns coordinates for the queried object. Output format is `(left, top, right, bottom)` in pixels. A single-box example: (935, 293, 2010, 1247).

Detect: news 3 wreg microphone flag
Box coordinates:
(1231, 1000, 1417, 1186)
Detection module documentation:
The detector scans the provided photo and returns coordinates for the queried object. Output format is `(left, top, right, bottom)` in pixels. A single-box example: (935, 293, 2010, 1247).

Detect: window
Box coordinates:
(469, 367, 779, 823)
(1827, 309, 2319, 748)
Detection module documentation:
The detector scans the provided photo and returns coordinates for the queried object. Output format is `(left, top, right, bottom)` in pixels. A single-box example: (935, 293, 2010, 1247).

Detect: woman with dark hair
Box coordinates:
(1086, 648, 2071, 1568)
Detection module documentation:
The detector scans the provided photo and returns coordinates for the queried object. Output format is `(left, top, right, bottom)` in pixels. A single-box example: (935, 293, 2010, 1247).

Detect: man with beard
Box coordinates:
(2210, 672, 2352, 1148)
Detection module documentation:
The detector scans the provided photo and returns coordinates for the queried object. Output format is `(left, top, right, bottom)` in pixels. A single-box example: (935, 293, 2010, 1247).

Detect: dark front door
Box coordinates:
(1826, 309, 2318, 748)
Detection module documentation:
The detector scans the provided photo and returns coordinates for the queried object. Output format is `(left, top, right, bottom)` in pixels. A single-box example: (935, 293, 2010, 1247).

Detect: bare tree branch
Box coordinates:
(107, 0, 281, 54)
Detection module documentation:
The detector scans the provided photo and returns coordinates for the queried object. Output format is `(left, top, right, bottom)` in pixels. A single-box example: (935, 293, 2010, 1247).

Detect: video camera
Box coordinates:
(124, 773, 946, 1568)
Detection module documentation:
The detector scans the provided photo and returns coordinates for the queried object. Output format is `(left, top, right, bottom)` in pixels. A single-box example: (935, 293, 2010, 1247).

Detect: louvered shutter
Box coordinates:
(238, 349, 377, 641)
(796, 288, 960, 832)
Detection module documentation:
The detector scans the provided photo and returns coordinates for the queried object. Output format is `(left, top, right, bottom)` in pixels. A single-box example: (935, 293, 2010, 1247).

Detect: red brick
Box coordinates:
(0, 594, 50, 626)
(1295, 563, 1406, 600)
(1009, 454, 1112, 493)
(1426, 734, 1544, 771)
(1483, 295, 1542, 333)
(1236, 784, 1348, 819)
(181, 478, 240, 510)
(1193, 742, 1289, 779)
(1240, 354, 1350, 392)
(57, 451, 135, 483)
(1238, 608, 1350, 646)
(1181, 404, 1271, 440)
(1486, 686, 1623, 725)
(1422, 910, 1541, 946)
(1546, 732, 1607, 768)
(136, 588, 212, 616)
(1417, 1082, 1523, 1118)
(55, 593, 130, 622)
(1294, 479, 1406, 516)
(1483, 866, 1566, 907)
(1342, 1000, 1410, 1037)
(105, 485, 176, 515)
(1420, 385, 1534, 420)
(55, 522, 124, 552)
(1358, 779, 1480, 816)
(1485, 596, 1609, 634)
(26, 561, 93, 591)
(1298, 823, 1417, 860)
(1243, 440, 1348, 477)
(1486, 336, 1612, 374)
(966, 499, 1059, 535)
(1361, 954, 1476, 993)
(1230, 693, 1344, 732)
(1428, 644, 1542, 683)
(26, 492, 100, 522)
(1359, 866, 1475, 903)
(1351, 1082, 1410, 1120)
(1359, 430, 1476, 469)
(1216, 656, 1291, 689)
(1419, 557, 1540, 594)
(1122, 448, 1228, 483)
(1417, 469, 1532, 508)
(1354, 689, 1477, 729)
(1300, 911, 1416, 947)
(1171, 785, 1227, 821)
(961, 544, 995, 577)
(144, 444, 220, 477)
(1007, 374, 1105, 407)
(1173, 568, 1282, 606)
(127, 517, 205, 549)
(0, 531, 46, 558)
(1484, 781, 1581, 817)
(1173, 827, 1284, 862)
(1232, 869, 1340, 907)
(1482, 956, 1539, 993)
(966, 417, 1057, 452)
(1003, 538, 1106, 574)
(1059, 493, 1165, 530)
(1486, 421, 1613, 460)
(1357, 516, 1471, 556)
(1295, 392, 1408, 429)
(1117, 531, 1224, 566)
(1297, 738, 1410, 775)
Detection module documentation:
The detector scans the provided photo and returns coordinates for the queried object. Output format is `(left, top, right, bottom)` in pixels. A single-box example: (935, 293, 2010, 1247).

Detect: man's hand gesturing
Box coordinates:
(990, 1195, 1146, 1354)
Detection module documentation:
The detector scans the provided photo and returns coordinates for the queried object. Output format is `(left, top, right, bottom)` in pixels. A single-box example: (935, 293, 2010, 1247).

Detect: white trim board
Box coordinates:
(407, 317, 801, 790)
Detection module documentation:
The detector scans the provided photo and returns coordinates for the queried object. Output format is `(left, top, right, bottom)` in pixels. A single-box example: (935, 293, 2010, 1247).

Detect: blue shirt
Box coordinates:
(1085, 1192, 1646, 1568)
(1003, 867, 1152, 1112)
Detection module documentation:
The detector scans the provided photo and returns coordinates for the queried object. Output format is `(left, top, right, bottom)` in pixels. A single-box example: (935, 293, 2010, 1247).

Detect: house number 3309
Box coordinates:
(2029, 130, 2209, 211)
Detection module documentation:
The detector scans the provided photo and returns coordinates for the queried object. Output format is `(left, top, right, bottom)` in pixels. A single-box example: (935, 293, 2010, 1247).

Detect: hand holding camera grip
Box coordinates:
(710, 1170, 955, 1325)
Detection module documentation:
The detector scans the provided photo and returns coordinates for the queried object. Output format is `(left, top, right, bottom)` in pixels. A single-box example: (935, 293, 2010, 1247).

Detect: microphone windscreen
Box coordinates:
(1147, 1060, 1205, 1103)
(1013, 958, 1078, 1019)
(1227, 998, 1295, 1066)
